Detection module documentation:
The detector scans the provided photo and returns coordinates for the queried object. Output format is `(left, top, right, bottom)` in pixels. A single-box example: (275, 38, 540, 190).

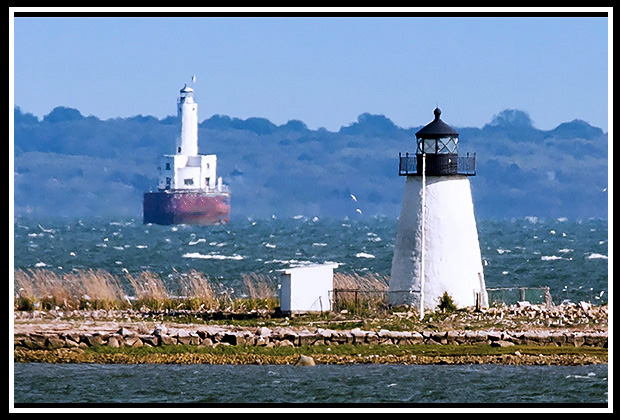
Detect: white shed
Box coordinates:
(279, 263, 338, 315)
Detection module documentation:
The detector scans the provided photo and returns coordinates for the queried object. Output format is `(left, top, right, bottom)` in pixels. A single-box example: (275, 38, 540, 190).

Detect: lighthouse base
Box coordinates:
(143, 190, 230, 225)
(389, 175, 487, 310)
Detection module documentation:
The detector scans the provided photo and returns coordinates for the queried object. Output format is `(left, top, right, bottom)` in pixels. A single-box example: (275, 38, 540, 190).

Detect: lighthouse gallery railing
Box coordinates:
(398, 152, 476, 176)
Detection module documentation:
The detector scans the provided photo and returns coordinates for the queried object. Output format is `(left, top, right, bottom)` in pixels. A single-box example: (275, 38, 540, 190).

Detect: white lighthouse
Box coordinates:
(389, 108, 488, 313)
(143, 80, 230, 225)
(157, 83, 223, 193)
(177, 84, 199, 156)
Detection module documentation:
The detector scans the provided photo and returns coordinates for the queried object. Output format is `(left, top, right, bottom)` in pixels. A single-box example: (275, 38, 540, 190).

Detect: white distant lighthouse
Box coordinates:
(389, 108, 488, 313)
(157, 83, 223, 193)
(143, 79, 231, 225)
(177, 84, 199, 156)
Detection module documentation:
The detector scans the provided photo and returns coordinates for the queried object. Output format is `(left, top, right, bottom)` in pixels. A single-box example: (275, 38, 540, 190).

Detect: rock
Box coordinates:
(85, 334, 104, 347)
(160, 335, 177, 346)
(45, 336, 66, 349)
(255, 336, 269, 346)
(106, 336, 121, 348)
(298, 330, 319, 346)
(117, 327, 137, 337)
(365, 332, 379, 345)
(125, 336, 143, 347)
(317, 328, 335, 340)
(277, 339, 295, 347)
(199, 337, 214, 347)
(446, 331, 460, 344)
(257, 326, 272, 337)
(176, 330, 194, 345)
(64, 333, 81, 344)
(486, 331, 502, 342)
(378, 329, 394, 344)
(64, 338, 80, 348)
(409, 332, 424, 344)
(27, 333, 47, 349)
(491, 340, 515, 347)
(430, 332, 448, 344)
(140, 335, 159, 347)
(295, 355, 316, 366)
(350, 327, 367, 343)
(153, 325, 168, 337)
(222, 333, 238, 346)
(332, 330, 352, 344)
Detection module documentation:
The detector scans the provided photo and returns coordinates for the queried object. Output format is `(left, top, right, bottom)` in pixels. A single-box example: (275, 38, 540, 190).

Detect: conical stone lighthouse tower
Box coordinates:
(389, 108, 488, 313)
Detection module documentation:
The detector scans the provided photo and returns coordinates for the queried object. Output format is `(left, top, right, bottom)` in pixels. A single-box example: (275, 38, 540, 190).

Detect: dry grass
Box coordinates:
(126, 271, 172, 310)
(14, 269, 391, 315)
(178, 270, 219, 311)
(232, 273, 279, 312)
(14, 269, 128, 310)
(333, 272, 390, 316)
(334, 272, 389, 291)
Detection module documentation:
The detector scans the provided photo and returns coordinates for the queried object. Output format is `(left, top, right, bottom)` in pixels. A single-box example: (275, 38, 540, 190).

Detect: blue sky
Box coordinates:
(11, 13, 610, 131)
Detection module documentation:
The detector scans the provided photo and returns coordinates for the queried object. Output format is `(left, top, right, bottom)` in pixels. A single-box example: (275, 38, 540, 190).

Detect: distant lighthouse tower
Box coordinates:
(143, 80, 230, 225)
(389, 107, 488, 313)
(176, 84, 199, 156)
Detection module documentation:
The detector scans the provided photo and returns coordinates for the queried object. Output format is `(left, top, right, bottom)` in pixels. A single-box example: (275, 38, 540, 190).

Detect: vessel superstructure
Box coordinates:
(143, 82, 230, 225)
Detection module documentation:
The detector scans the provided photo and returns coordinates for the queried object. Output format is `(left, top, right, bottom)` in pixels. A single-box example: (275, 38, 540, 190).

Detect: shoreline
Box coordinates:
(13, 347, 608, 366)
(13, 303, 608, 366)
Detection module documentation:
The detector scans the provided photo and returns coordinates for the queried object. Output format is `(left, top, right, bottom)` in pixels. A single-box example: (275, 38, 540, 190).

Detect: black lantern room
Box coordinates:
(399, 108, 476, 176)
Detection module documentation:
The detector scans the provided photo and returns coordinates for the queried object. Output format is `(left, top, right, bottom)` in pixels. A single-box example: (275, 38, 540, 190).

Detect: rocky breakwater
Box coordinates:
(13, 302, 608, 365)
(14, 324, 608, 351)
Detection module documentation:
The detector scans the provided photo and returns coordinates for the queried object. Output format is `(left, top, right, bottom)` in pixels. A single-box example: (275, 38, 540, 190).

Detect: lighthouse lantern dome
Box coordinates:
(415, 108, 459, 155)
(179, 84, 194, 101)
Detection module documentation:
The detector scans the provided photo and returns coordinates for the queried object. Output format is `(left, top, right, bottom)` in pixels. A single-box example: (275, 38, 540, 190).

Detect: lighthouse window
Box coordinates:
(438, 137, 458, 154)
(184, 178, 194, 186)
(421, 139, 436, 154)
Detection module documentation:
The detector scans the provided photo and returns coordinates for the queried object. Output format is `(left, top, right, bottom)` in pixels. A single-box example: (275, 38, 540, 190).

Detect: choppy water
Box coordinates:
(12, 216, 609, 406)
(13, 216, 608, 304)
(12, 363, 608, 405)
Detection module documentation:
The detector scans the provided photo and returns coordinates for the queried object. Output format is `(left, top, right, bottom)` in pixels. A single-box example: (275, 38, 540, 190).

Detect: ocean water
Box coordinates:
(12, 216, 609, 407)
(13, 363, 608, 405)
(13, 216, 608, 304)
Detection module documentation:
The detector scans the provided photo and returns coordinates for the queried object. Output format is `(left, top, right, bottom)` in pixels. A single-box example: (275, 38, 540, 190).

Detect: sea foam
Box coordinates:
(182, 252, 244, 260)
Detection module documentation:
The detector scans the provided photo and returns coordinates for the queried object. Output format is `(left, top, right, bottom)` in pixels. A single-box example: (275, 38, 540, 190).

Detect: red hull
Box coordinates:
(143, 191, 230, 225)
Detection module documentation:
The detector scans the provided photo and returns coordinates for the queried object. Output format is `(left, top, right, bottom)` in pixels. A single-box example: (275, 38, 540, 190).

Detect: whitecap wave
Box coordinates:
(182, 252, 244, 260)
(355, 252, 375, 259)
(264, 259, 314, 266)
(586, 253, 608, 260)
(541, 255, 569, 261)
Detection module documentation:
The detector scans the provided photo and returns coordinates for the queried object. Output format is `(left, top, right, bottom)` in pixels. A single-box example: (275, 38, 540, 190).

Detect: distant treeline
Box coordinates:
(13, 106, 608, 220)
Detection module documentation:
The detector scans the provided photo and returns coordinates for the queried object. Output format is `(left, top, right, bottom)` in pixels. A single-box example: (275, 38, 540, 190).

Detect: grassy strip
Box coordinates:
(13, 343, 607, 365)
(83, 343, 608, 358)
